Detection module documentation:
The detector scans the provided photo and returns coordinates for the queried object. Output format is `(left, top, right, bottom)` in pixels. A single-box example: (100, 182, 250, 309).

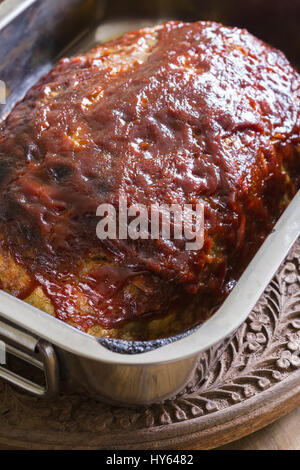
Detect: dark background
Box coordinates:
(105, 0, 300, 66)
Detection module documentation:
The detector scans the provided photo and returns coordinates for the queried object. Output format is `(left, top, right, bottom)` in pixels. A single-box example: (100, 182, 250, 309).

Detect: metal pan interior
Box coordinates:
(0, 1, 299, 356)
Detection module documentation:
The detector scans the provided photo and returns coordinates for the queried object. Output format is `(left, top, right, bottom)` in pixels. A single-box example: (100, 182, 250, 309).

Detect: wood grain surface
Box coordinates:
(219, 406, 300, 450)
(0, 240, 299, 450)
(0, 406, 299, 450)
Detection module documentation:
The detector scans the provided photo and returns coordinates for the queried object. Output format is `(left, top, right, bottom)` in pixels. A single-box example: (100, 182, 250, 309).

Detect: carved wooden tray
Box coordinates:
(0, 239, 299, 450)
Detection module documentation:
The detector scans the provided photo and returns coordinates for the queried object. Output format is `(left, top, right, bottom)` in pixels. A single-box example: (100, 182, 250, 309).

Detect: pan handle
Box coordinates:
(0, 319, 59, 398)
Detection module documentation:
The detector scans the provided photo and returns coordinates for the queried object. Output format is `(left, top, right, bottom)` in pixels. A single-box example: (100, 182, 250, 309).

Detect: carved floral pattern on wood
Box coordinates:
(0, 239, 299, 438)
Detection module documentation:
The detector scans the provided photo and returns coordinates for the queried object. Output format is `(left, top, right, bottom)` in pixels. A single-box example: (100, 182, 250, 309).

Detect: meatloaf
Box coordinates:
(0, 21, 299, 340)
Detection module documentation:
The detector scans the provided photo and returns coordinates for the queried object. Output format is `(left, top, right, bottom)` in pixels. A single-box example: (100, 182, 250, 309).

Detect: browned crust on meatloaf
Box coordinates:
(0, 21, 299, 339)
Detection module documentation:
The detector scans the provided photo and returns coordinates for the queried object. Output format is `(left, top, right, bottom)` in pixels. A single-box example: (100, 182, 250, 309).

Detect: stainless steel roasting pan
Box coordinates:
(0, 0, 299, 406)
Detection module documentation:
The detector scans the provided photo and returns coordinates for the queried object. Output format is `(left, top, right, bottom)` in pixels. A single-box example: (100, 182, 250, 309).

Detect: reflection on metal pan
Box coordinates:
(0, 0, 299, 405)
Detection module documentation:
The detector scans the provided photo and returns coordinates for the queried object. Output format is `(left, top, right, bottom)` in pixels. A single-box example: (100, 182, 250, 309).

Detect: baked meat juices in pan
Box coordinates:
(0, 21, 299, 341)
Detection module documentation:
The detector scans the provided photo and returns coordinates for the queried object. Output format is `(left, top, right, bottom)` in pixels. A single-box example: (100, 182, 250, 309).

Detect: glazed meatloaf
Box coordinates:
(0, 21, 299, 340)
